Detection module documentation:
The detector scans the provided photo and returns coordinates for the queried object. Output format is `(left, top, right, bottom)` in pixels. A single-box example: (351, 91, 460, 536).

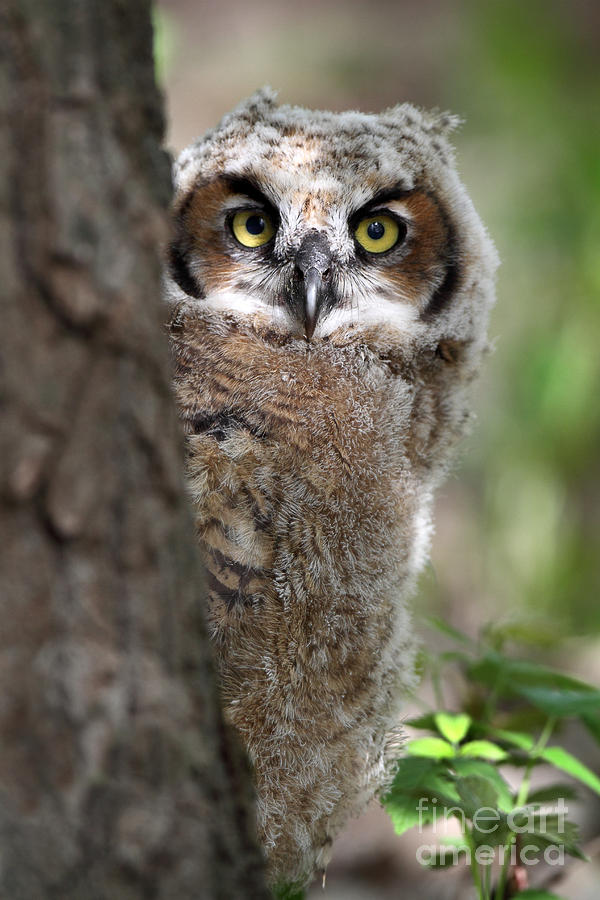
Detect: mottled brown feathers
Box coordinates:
(165, 90, 497, 887)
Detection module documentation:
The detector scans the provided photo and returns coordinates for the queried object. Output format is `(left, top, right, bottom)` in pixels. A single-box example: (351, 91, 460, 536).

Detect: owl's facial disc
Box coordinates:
(168, 163, 462, 342)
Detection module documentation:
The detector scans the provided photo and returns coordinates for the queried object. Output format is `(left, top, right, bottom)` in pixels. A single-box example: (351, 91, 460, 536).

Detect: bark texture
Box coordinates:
(0, 1, 269, 897)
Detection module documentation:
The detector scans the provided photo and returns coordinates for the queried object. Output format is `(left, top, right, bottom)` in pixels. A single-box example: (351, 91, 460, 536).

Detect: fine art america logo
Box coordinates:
(415, 797, 569, 867)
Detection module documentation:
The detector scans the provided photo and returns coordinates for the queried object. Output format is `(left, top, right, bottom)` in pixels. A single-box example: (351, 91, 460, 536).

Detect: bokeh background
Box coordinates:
(153, 1, 599, 895)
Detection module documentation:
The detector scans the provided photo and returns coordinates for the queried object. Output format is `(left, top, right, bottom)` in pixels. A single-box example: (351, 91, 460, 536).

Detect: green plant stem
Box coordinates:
(465, 828, 485, 900)
(494, 717, 556, 899)
(494, 835, 514, 900)
(483, 859, 492, 899)
(515, 716, 556, 809)
(432, 662, 445, 709)
(482, 669, 503, 723)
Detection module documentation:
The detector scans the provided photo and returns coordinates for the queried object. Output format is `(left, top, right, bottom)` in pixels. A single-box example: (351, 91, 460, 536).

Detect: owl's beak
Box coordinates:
(294, 231, 333, 341)
(303, 268, 323, 341)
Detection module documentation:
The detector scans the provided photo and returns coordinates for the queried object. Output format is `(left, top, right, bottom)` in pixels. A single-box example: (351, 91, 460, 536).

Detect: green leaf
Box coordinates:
(455, 774, 499, 818)
(423, 616, 474, 645)
(468, 654, 600, 716)
(416, 772, 461, 806)
(386, 757, 440, 793)
(582, 710, 600, 745)
(451, 759, 513, 812)
(455, 775, 509, 846)
(384, 793, 433, 837)
(520, 684, 600, 717)
(459, 740, 508, 761)
(484, 727, 535, 751)
(406, 737, 455, 759)
(382, 758, 460, 834)
(540, 746, 600, 795)
(527, 783, 578, 804)
(509, 814, 586, 860)
(405, 713, 438, 731)
(435, 712, 472, 744)
(384, 759, 459, 805)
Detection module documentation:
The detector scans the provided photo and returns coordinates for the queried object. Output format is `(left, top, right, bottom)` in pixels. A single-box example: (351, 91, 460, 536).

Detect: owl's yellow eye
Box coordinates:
(231, 209, 275, 248)
(354, 214, 401, 254)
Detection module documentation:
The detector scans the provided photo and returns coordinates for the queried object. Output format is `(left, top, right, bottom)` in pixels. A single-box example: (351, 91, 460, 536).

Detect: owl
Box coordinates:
(164, 88, 497, 889)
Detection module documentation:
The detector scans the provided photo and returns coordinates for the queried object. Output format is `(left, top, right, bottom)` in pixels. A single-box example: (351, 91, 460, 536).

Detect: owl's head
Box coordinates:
(166, 89, 496, 350)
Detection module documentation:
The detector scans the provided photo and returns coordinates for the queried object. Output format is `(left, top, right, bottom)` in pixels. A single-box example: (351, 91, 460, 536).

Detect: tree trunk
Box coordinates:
(0, 1, 269, 897)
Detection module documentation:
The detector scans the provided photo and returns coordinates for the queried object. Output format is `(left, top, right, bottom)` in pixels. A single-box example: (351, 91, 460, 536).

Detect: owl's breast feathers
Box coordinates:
(172, 311, 433, 635)
(170, 310, 469, 882)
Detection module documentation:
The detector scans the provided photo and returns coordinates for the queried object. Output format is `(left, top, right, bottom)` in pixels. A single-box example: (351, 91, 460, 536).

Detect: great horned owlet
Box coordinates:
(164, 88, 497, 888)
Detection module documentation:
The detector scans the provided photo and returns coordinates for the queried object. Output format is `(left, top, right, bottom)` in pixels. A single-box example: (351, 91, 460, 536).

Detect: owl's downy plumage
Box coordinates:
(165, 88, 497, 887)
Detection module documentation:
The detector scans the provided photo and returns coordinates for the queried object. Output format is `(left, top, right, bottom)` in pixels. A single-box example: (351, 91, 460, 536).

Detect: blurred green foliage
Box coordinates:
(152, 5, 175, 87)
(432, 0, 600, 637)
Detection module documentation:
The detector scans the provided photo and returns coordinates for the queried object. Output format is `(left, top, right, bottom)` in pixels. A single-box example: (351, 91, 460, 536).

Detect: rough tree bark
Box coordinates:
(0, 1, 269, 897)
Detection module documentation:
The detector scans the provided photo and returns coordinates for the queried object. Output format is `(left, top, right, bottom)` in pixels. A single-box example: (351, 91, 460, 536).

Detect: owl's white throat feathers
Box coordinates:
(165, 278, 424, 342)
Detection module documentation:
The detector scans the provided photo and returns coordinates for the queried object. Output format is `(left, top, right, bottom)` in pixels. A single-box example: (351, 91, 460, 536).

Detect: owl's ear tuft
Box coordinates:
(236, 86, 279, 122)
(425, 109, 464, 137)
(384, 103, 463, 138)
